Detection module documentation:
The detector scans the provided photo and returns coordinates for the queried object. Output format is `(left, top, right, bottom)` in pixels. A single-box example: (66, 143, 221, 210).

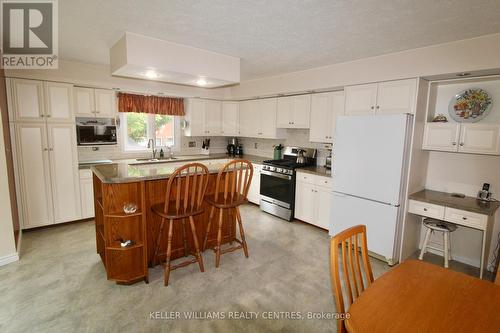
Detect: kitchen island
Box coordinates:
(91, 156, 263, 284)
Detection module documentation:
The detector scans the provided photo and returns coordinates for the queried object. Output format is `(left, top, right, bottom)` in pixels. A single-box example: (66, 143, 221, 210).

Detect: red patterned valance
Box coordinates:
(117, 93, 185, 116)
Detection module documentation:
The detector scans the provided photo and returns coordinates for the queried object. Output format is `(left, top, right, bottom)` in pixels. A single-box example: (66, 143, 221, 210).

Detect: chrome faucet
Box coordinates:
(166, 146, 173, 159)
(147, 139, 157, 159)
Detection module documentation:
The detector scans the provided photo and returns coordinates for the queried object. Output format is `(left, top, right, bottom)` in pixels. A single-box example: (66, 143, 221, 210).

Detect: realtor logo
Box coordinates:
(1, 0, 58, 69)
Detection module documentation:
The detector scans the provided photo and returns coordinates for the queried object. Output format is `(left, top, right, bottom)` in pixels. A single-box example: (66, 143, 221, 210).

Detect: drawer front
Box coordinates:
(408, 200, 445, 219)
(314, 175, 333, 188)
(79, 169, 92, 179)
(296, 172, 315, 184)
(444, 207, 487, 230)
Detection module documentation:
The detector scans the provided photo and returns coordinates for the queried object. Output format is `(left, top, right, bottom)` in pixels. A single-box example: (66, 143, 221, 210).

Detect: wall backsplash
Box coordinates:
(78, 127, 332, 166)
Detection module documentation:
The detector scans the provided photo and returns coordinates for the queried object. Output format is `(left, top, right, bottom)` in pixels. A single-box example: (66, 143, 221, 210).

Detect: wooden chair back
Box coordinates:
(330, 225, 374, 333)
(214, 160, 253, 205)
(162, 163, 209, 215)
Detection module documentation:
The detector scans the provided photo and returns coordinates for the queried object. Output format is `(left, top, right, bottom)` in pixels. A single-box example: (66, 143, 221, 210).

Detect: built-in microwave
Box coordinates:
(76, 117, 117, 146)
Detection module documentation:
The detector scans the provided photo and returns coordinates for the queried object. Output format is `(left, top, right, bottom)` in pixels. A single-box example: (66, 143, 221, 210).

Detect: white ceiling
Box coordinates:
(60, 0, 500, 81)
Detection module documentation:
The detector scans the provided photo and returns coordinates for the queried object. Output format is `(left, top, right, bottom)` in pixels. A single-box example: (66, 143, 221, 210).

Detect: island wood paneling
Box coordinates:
(94, 172, 237, 284)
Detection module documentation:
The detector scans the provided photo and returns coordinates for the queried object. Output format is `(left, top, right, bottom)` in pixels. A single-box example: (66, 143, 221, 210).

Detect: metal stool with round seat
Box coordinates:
(418, 218, 458, 268)
(151, 163, 210, 286)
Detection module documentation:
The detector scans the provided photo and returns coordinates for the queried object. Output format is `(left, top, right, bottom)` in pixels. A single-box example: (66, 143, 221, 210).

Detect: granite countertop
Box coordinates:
(298, 166, 332, 177)
(91, 154, 267, 183)
(409, 189, 500, 216)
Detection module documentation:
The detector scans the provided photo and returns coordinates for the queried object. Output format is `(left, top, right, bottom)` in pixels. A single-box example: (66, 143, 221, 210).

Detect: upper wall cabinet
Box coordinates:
(422, 76, 500, 156)
(309, 91, 345, 143)
(74, 87, 116, 117)
(239, 98, 285, 139)
(345, 79, 417, 115)
(277, 94, 311, 128)
(221, 101, 239, 136)
(184, 98, 223, 136)
(10, 79, 74, 123)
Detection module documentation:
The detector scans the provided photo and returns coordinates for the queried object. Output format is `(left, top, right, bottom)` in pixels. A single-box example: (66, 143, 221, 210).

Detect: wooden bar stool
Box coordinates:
(202, 160, 253, 267)
(419, 217, 457, 268)
(151, 163, 209, 286)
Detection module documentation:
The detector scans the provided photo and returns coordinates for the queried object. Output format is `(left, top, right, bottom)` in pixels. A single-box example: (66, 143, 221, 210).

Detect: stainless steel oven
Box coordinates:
(260, 168, 295, 221)
(76, 117, 117, 146)
(259, 147, 317, 221)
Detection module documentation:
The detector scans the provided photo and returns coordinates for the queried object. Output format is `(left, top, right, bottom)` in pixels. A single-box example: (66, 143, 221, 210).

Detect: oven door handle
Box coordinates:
(261, 170, 292, 180)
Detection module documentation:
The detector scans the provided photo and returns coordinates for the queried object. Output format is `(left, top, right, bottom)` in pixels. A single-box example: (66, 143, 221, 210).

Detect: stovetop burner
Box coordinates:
(263, 159, 307, 169)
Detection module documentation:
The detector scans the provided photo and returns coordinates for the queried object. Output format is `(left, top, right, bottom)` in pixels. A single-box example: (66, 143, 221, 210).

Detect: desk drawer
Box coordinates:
(408, 200, 445, 219)
(444, 208, 487, 230)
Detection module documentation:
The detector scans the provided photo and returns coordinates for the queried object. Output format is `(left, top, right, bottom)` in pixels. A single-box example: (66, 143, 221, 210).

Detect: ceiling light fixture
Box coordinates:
(196, 78, 208, 86)
(144, 70, 159, 79)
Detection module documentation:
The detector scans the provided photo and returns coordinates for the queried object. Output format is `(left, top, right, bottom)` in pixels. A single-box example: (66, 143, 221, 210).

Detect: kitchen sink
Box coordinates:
(131, 157, 179, 165)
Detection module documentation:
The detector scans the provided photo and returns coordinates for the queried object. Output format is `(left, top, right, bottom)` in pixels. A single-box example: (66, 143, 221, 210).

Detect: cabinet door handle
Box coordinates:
(459, 142, 464, 146)
(371, 106, 374, 110)
(452, 142, 457, 146)
(462, 216, 467, 220)
(376, 106, 380, 109)
(46, 114, 51, 118)
(40, 114, 45, 118)
(49, 148, 53, 151)
(43, 148, 48, 151)
(423, 208, 428, 212)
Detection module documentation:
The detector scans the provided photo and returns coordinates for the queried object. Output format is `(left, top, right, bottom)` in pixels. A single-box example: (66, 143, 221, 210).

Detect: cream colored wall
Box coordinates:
(0, 114, 17, 263)
(230, 33, 500, 98)
(425, 151, 500, 269)
(5, 60, 230, 99)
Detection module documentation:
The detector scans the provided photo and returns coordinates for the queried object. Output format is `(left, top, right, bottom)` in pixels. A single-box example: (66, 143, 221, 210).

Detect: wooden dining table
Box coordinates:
(345, 259, 500, 333)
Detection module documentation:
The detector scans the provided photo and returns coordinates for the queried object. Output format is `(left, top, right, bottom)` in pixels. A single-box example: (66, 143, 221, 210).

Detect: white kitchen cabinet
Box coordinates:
(239, 98, 284, 139)
(79, 169, 95, 219)
(345, 79, 417, 115)
(238, 100, 259, 137)
(184, 98, 205, 136)
(74, 87, 116, 117)
(94, 89, 117, 117)
(458, 124, 500, 155)
(344, 83, 378, 115)
(277, 94, 311, 128)
(47, 124, 82, 223)
(221, 101, 239, 136)
(309, 91, 345, 143)
(295, 172, 333, 229)
(423, 123, 500, 155)
(16, 123, 54, 228)
(422, 123, 460, 152)
(44, 82, 74, 122)
(204, 100, 222, 135)
(295, 181, 316, 222)
(184, 99, 222, 136)
(316, 187, 333, 229)
(247, 163, 262, 205)
(11, 79, 45, 122)
(74, 87, 95, 116)
(377, 79, 417, 115)
(15, 123, 81, 229)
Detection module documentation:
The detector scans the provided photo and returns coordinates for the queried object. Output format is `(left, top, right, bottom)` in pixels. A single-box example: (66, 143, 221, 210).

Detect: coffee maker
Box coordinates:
(227, 137, 238, 156)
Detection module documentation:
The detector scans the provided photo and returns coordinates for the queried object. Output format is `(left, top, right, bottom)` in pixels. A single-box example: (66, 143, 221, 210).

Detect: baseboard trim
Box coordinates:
(0, 253, 19, 266)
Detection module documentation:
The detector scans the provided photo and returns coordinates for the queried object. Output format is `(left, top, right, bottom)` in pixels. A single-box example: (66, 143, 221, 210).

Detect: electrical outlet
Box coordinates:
(188, 141, 196, 148)
(254, 142, 258, 149)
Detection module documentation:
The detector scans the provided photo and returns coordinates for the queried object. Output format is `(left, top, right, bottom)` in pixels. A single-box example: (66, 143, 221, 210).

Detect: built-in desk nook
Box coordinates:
(408, 189, 500, 278)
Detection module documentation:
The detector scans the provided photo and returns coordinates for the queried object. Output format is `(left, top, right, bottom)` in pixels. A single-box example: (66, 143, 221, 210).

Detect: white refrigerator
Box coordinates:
(329, 114, 413, 265)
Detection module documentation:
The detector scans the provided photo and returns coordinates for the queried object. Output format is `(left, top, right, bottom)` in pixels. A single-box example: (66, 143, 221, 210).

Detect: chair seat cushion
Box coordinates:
(151, 202, 204, 219)
(205, 194, 248, 208)
(423, 218, 458, 232)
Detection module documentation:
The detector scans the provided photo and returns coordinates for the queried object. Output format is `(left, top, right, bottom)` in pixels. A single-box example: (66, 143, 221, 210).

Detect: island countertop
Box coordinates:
(91, 154, 268, 183)
(409, 189, 500, 216)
